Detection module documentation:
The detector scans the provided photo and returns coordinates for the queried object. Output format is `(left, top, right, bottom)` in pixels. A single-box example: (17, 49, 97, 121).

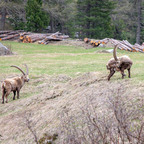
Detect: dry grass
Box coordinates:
(0, 72, 143, 143)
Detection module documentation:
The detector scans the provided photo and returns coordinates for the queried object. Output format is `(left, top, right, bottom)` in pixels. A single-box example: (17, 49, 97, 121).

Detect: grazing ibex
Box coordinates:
(106, 45, 133, 81)
(1, 64, 29, 104)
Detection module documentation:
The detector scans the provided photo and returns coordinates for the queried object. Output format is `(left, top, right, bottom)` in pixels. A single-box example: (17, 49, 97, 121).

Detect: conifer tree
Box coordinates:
(26, 0, 49, 32)
(76, 0, 115, 39)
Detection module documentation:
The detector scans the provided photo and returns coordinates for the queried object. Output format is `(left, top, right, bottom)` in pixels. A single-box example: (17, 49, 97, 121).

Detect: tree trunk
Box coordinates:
(61, 22, 65, 34)
(0, 7, 6, 30)
(51, 19, 54, 33)
(136, 0, 142, 44)
(86, 3, 91, 37)
(50, 16, 54, 33)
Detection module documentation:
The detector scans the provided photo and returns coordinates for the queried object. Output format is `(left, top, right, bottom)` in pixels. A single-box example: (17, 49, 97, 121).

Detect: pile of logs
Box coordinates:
(20, 32, 49, 43)
(38, 32, 69, 45)
(84, 38, 144, 53)
(0, 30, 69, 44)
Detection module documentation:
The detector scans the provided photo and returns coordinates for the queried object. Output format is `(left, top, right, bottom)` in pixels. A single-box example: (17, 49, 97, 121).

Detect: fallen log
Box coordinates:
(0, 33, 20, 41)
(44, 36, 62, 41)
(0, 30, 12, 35)
(6, 30, 24, 35)
(38, 31, 62, 44)
(0, 34, 9, 38)
(30, 36, 47, 43)
(56, 35, 69, 39)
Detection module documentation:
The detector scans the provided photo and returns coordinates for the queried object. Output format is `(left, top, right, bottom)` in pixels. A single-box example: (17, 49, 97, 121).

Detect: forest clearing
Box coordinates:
(0, 0, 144, 143)
(0, 40, 144, 143)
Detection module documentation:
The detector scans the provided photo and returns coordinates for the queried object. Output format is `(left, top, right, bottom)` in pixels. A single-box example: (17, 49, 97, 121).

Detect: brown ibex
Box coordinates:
(1, 64, 29, 104)
(106, 45, 133, 81)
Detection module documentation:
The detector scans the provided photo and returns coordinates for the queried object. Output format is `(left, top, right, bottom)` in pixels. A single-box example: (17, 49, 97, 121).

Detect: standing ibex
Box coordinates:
(1, 64, 29, 104)
(106, 45, 133, 81)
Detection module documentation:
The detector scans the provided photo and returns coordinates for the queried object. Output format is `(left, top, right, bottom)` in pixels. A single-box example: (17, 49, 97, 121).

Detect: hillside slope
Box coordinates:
(0, 72, 143, 143)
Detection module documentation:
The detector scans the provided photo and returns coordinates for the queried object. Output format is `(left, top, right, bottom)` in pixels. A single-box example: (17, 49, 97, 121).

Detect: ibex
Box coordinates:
(1, 64, 29, 104)
(106, 45, 133, 81)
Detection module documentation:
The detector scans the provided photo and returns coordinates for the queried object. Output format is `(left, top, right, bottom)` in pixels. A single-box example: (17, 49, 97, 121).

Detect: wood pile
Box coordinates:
(38, 32, 69, 45)
(0, 30, 69, 44)
(84, 38, 109, 47)
(84, 38, 144, 53)
(20, 32, 49, 43)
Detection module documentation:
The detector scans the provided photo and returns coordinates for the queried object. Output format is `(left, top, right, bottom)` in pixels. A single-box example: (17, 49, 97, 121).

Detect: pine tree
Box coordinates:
(25, 0, 49, 32)
(76, 0, 115, 39)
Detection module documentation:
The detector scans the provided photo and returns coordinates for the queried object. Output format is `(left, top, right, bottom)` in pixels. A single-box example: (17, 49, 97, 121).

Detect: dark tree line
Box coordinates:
(0, 0, 143, 44)
(76, 0, 115, 39)
(136, 0, 142, 44)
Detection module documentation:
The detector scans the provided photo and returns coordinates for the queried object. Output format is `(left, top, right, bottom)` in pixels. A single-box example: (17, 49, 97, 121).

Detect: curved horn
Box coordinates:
(24, 64, 29, 75)
(11, 65, 25, 75)
(113, 44, 118, 61)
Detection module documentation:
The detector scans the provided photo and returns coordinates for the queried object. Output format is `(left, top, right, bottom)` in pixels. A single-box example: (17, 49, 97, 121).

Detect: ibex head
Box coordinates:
(11, 64, 29, 82)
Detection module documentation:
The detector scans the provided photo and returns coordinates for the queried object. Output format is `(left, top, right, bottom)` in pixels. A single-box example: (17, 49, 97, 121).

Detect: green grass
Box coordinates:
(0, 41, 144, 82)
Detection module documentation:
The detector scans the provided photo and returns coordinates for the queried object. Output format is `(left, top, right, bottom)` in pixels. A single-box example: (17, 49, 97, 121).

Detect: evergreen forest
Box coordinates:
(0, 0, 143, 44)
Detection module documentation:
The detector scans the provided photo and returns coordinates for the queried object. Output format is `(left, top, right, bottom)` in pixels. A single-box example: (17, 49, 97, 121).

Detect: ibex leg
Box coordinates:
(108, 69, 115, 81)
(17, 90, 20, 99)
(120, 70, 126, 79)
(2, 89, 5, 104)
(5, 90, 11, 103)
(13, 91, 16, 100)
(128, 68, 131, 78)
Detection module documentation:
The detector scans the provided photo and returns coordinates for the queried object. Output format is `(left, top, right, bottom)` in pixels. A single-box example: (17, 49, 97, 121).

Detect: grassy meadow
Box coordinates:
(0, 41, 144, 82)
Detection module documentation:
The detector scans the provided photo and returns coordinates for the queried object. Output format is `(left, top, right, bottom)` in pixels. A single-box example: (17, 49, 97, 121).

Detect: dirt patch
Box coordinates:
(48, 39, 94, 49)
(47, 39, 114, 49)
(0, 73, 143, 143)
